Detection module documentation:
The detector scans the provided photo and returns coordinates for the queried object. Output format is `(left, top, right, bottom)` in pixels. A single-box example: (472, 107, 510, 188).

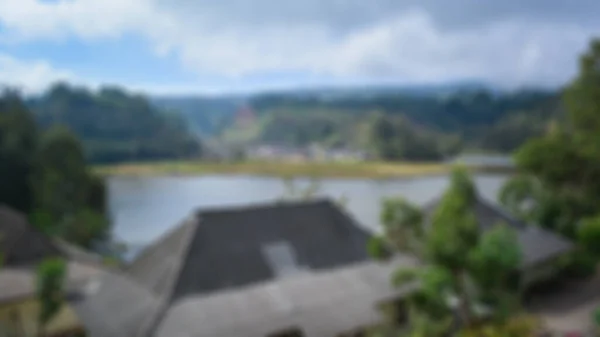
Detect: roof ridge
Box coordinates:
(139, 213, 201, 337)
(196, 198, 331, 217)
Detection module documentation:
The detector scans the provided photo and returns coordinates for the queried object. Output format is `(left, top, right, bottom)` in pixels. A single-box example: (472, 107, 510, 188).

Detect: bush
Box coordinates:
(367, 236, 391, 261)
(562, 250, 597, 279)
(593, 306, 600, 327)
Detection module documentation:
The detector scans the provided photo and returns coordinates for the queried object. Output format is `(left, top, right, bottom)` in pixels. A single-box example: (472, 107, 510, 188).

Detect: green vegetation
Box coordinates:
(94, 160, 512, 178)
(36, 258, 66, 337)
(213, 87, 562, 160)
(0, 90, 110, 249)
(499, 38, 600, 272)
(29, 83, 202, 164)
(375, 167, 526, 336)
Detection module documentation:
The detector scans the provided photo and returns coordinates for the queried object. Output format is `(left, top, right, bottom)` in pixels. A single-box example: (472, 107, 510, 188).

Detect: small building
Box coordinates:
(0, 205, 159, 337)
(124, 199, 417, 337)
(422, 193, 574, 288)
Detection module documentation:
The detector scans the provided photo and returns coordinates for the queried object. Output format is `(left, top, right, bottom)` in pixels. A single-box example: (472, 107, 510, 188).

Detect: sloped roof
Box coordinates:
(155, 256, 419, 337)
(70, 269, 160, 337)
(423, 194, 574, 268)
(0, 205, 62, 265)
(0, 205, 105, 267)
(127, 199, 375, 304)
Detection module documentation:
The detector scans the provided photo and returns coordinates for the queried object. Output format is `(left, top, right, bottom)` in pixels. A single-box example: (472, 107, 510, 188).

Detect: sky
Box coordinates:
(0, 0, 598, 95)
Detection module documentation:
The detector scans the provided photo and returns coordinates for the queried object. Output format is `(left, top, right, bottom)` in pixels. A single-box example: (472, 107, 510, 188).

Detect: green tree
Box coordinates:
(0, 90, 39, 213)
(36, 258, 67, 337)
(33, 126, 110, 247)
(578, 215, 600, 258)
(379, 167, 523, 335)
(499, 39, 600, 245)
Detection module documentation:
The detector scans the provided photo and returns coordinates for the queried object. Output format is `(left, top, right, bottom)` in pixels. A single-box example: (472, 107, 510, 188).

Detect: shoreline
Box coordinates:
(94, 160, 515, 179)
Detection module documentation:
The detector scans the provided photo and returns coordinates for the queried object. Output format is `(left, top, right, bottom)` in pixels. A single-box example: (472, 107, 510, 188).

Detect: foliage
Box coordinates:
(578, 215, 600, 258)
(36, 258, 67, 331)
(593, 306, 600, 328)
(30, 83, 202, 164)
(32, 126, 110, 247)
(460, 314, 543, 337)
(0, 90, 111, 248)
(380, 197, 425, 255)
(499, 39, 600, 249)
(561, 250, 597, 279)
(367, 235, 390, 261)
(0, 89, 38, 213)
(231, 87, 562, 157)
(379, 167, 523, 336)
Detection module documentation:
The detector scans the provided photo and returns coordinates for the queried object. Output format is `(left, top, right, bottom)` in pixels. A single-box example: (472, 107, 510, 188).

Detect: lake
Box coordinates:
(107, 173, 509, 253)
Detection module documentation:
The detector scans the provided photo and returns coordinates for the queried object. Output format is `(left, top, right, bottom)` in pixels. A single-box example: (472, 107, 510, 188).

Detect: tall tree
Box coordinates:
(0, 90, 38, 213)
(378, 167, 523, 335)
(32, 126, 110, 247)
(499, 39, 600, 245)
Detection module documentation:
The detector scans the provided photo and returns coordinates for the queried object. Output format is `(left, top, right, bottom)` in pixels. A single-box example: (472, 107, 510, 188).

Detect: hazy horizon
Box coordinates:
(0, 0, 597, 95)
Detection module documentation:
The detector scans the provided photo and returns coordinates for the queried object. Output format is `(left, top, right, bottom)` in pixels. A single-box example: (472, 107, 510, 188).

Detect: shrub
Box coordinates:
(562, 250, 597, 279)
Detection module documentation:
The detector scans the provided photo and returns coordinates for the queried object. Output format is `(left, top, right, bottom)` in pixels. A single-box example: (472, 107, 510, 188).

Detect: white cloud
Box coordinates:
(0, 0, 597, 90)
(0, 53, 80, 94)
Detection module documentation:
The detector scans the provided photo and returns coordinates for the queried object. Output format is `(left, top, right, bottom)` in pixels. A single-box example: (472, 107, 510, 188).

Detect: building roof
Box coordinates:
(0, 205, 62, 265)
(155, 256, 419, 337)
(0, 261, 104, 304)
(422, 194, 574, 269)
(0, 205, 105, 267)
(70, 269, 161, 337)
(127, 199, 375, 304)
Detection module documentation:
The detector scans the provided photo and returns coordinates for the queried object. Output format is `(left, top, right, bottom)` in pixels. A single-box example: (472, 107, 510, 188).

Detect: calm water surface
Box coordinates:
(107, 174, 509, 249)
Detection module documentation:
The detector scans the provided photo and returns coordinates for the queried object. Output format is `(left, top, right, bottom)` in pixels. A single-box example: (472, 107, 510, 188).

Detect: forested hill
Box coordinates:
(152, 95, 245, 137)
(208, 88, 563, 158)
(28, 83, 202, 164)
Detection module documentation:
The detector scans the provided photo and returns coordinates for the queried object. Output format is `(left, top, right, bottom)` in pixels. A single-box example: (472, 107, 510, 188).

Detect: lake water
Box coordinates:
(107, 173, 509, 252)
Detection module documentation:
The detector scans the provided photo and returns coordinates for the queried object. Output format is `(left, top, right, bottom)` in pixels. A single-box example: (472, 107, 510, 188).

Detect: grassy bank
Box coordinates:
(94, 160, 514, 179)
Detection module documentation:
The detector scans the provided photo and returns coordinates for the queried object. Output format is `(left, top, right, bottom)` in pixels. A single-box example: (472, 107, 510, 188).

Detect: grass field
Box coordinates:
(94, 160, 513, 179)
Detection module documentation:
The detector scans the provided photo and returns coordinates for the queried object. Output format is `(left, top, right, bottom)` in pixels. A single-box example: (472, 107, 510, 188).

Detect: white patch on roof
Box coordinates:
(261, 241, 306, 277)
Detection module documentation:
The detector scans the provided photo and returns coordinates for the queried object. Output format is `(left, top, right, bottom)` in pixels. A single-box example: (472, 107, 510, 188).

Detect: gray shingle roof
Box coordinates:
(127, 199, 375, 304)
(155, 256, 419, 337)
(0, 205, 105, 267)
(70, 269, 160, 337)
(0, 205, 62, 265)
(423, 194, 574, 268)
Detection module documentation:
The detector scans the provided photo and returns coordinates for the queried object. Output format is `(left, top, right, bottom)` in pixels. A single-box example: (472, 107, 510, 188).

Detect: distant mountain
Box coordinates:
(152, 96, 246, 137)
(250, 80, 493, 100)
(151, 81, 493, 135)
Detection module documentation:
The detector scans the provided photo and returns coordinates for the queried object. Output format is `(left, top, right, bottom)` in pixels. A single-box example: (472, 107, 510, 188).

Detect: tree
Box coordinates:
(32, 126, 110, 248)
(378, 167, 523, 336)
(0, 90, 39, 213)
(31, 83, 202, 164)
(36, 258, 67, 337)
(499, 39, 600, 253)
(578, 215, 600, 258)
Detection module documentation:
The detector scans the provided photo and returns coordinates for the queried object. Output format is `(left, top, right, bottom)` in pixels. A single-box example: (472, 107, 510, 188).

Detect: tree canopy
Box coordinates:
(499, 38, 600, 277)
(378, 167, 523, 336)
(29, 83, 203, 164)
(0, 90, 110, 249)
